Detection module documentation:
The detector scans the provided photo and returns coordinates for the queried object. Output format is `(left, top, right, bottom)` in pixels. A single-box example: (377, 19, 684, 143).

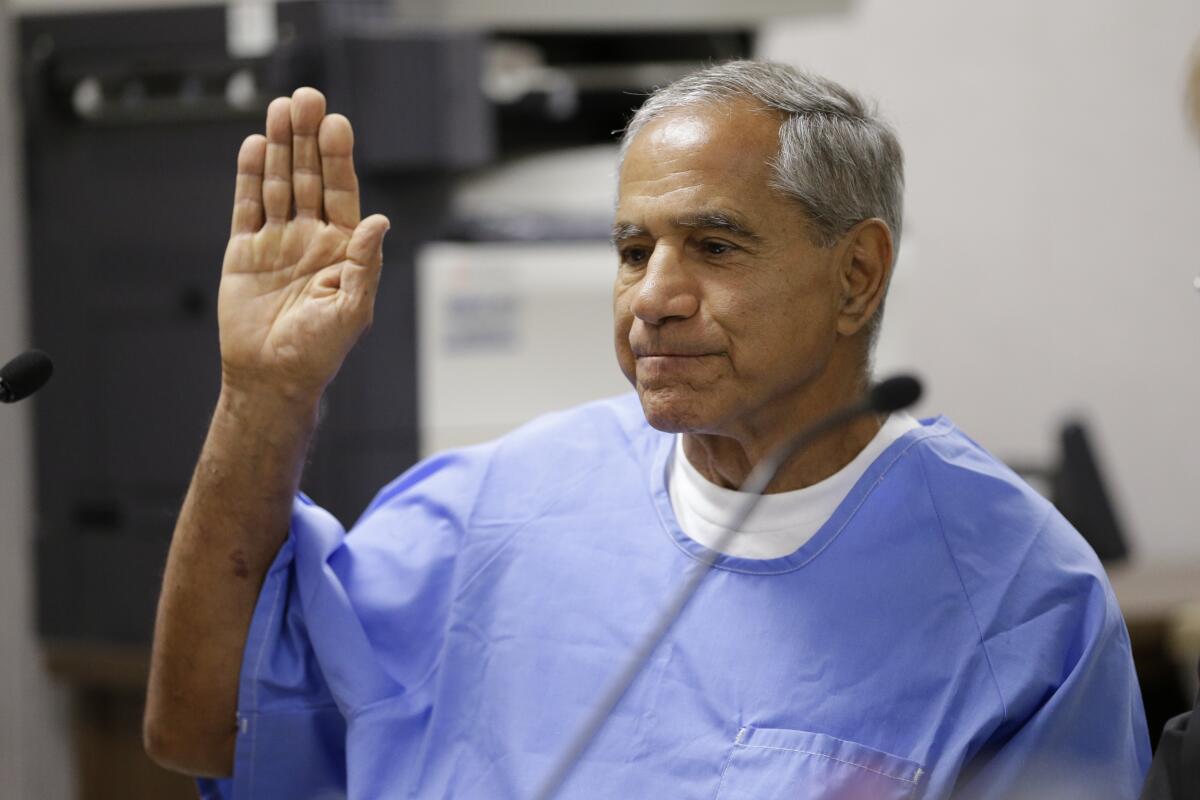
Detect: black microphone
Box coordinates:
(533, 374, 924, 800)
(0, 349, 54, 403)
(869, 374, 922, 414)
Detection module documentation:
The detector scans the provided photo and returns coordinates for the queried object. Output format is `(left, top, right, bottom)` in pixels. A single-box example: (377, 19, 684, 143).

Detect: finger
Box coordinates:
(231, 134, 267, 236)
(290, 87, 326, 219)
(318, 113, 360, 232)
(342, 215, 390, 318)
(345, 214, 390, 269)
(262, 96, 293, 223)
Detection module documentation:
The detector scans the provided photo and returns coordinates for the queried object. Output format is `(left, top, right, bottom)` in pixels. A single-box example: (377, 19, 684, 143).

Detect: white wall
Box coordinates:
(761, 1, 1200, 565)
(0, 1, 77, 797)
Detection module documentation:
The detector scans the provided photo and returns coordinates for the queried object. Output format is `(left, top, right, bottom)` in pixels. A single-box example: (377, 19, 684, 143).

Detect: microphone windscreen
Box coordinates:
(0, 349, 54, 402)
(868, 374, 922, 413)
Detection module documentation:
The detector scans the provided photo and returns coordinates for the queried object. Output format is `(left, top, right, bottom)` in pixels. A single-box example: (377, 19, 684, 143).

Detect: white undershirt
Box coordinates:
(667, 413, 921, 559)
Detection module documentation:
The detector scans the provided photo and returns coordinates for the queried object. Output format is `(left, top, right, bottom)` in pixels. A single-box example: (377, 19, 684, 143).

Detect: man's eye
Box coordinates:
(620, 246, 650, 266)
(702, 240, 734, 256)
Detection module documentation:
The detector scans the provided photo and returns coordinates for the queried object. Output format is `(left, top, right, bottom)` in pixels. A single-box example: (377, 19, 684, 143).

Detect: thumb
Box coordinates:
(346, 214, 390, 268)
(342, 215, 389, 323)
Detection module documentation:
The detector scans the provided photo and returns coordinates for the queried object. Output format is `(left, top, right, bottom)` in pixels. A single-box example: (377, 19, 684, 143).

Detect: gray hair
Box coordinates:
(620, 60, 905, 254)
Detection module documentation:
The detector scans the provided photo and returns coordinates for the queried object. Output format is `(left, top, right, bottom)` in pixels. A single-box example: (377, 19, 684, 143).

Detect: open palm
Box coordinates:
(218, 87, 389, 401)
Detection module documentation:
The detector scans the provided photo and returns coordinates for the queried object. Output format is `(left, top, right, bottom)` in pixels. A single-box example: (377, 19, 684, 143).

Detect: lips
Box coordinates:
(635, 352, 713, 358)
(634, 353, 719, 379)
(631, 343, 720, 358)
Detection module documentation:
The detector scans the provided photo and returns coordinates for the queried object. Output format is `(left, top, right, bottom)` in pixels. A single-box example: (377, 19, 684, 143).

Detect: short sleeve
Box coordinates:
(202, 447, 492, 798)
(951, 547, 1151, 798)
(197, 497, 352, 799)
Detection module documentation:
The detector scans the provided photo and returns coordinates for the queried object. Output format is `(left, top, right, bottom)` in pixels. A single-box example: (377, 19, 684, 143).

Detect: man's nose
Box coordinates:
(630, 244, 699, 326)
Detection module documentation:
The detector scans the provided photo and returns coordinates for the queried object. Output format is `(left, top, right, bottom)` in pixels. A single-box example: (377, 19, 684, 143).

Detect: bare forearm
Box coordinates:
(144, 384, 320, 776)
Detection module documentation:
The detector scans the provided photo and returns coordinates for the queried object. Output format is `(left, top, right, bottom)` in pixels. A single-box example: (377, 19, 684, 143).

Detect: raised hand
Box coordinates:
(218, 87, 389, 403)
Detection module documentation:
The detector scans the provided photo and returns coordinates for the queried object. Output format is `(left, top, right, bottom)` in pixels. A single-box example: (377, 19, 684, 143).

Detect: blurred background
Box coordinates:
(1, 0, 1199, 796)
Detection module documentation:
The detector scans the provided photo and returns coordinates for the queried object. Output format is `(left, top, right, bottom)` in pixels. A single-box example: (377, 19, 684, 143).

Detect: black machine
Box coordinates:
(19, 1, 751, 645)
(1051, 420, 1130, 563)
(1012, 418, 1131, 564)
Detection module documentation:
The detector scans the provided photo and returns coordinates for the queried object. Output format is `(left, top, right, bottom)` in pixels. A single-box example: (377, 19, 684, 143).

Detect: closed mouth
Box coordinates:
(637, 353, 710, 358)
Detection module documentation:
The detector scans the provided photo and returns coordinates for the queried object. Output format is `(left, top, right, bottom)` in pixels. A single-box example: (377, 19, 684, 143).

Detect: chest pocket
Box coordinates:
(715, 726, 925, 800)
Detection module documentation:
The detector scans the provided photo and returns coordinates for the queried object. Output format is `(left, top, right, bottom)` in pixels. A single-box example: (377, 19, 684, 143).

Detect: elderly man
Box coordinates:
(144, 62, 1149, 798)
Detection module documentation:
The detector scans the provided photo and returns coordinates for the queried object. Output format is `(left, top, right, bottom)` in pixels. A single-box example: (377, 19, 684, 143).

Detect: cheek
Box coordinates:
(719, 283, 834, 367)
(612, 282, 631, 338)
(612, 286, 636, 379)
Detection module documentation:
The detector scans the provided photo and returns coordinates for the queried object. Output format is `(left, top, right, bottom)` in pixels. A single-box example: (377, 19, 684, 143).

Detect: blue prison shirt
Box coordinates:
(200, 393, 1150, 799)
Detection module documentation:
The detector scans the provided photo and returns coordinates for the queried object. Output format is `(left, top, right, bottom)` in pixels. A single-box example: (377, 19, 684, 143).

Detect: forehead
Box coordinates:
(617, 102, 788, 223)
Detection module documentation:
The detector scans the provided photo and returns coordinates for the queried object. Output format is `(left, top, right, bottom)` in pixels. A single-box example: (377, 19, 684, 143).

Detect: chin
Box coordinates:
(636, 385, 715, 434)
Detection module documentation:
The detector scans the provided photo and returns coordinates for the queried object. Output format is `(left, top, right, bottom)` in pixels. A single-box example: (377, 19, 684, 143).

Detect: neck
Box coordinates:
(681, 411, 883, 494)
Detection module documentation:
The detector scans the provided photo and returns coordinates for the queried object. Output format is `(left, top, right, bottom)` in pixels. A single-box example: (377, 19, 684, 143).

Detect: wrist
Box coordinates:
(215, 380, 322, 446)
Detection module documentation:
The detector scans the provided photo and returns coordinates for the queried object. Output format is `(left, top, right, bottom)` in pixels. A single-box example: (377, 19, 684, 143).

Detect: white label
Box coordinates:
(226, 0, 277, 59)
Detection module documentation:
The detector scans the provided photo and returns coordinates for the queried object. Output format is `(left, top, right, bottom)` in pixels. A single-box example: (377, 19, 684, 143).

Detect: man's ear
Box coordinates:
(835, 218, 894, 337)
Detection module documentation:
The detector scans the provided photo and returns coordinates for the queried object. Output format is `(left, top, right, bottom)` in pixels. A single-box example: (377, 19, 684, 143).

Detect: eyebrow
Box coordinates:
(611, 211, 763, 245)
